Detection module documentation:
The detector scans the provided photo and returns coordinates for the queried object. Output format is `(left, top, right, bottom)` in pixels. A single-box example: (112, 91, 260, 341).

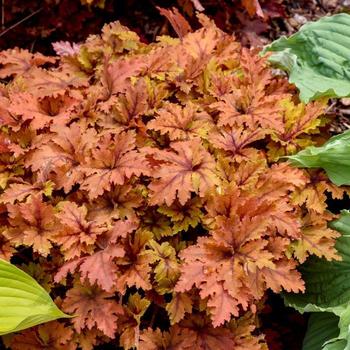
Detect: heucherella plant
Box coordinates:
(0, 8, 346, 350)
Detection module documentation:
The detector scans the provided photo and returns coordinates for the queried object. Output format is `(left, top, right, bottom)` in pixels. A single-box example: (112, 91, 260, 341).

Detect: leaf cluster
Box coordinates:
(0, 11, 344, 349)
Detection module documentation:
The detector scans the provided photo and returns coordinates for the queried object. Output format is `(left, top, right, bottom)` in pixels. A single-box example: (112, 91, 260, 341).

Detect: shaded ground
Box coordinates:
(1, 0, 348, 54)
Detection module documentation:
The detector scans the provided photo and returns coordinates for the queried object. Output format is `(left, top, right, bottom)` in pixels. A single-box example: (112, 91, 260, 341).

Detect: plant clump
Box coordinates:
(0, 10, 345, 349)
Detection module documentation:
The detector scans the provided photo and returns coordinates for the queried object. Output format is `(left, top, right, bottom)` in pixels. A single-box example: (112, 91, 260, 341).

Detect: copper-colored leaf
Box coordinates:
(53, 202, 106, 260)
(4, 196, 60, 256)
(63, 282, 123, 338)
(149, 139, 219, 206)
(147, 102, 213, 141)
(166, 292, 193, 325)
(0, 48, 55, 78)
(157, 7, 192, 39)
(81, 131, 150, 199)
(242, 0, 264, 18)
(9, 321, 75, 350)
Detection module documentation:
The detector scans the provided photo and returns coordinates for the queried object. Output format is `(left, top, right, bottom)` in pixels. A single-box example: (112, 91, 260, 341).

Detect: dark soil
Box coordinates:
(260, 293, 308, 350)
(1, 0, 348, 54)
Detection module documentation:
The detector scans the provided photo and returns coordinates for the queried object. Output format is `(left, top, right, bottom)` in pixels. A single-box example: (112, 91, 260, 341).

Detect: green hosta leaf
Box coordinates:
(302, 310, 350, 350)
(302, 313, 340, 350)
(284, 211, 350, 350)
(263, 13, 350, 103)
(287, 129, 350, 186)
(285, 211, 350, 310)
(0, 258, 71, 335)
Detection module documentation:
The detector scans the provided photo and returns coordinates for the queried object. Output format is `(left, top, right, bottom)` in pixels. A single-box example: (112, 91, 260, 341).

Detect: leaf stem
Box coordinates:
(0, 7, 42, 39)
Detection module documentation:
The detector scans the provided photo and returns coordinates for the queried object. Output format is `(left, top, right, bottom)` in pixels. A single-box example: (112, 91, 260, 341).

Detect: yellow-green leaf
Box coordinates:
(0, 259, 71, 335)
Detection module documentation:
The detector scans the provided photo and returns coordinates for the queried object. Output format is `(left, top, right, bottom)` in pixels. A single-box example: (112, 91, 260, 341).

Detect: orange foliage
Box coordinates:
(0, 10, 343, 349)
